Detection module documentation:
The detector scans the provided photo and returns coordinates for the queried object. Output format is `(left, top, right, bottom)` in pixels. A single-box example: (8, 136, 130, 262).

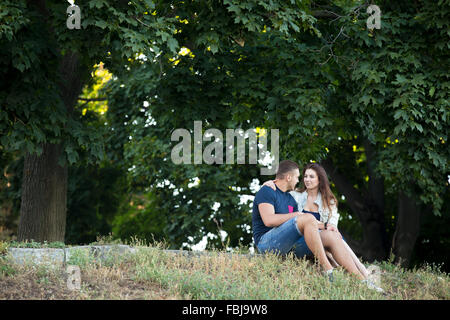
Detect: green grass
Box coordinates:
(128, 243, 449, 300)
(5, 240, 66, 249)
(1, 238, 449, 300)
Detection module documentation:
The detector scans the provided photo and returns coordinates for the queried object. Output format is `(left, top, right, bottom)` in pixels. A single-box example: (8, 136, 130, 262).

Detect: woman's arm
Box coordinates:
(261, 179, 277, 190)
(324, 206, 342, 236)
(320, 204, 340, 232)
(328, 204, 340, 229)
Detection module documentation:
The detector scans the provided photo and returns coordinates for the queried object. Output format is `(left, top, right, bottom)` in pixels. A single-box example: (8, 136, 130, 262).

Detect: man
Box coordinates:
(252, 160, 335, 280)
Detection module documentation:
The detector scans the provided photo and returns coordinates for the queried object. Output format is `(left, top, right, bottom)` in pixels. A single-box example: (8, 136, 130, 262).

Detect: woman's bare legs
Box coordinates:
(325, 251, 339, 268)
(320, 230, 365, 280)
(296, 214, 334, 272)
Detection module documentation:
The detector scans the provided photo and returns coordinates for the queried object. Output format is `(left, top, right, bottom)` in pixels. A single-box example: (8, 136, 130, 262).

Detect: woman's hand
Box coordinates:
(327, 225, 343, 238)
(262, 179, 277, 190)
(327, 224, 338, 232)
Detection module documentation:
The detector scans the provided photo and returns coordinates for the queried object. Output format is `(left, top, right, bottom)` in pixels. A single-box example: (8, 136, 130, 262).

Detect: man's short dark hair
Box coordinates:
(276, 160, 299, 179)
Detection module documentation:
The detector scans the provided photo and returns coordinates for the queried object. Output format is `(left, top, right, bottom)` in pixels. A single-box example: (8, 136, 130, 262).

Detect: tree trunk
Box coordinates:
(17, 50, 84, 242)
(392, 191, 421, 267)
(362, 140, 389, 259)
(321, 154, 388, 262)
(18, 143, 68, 242)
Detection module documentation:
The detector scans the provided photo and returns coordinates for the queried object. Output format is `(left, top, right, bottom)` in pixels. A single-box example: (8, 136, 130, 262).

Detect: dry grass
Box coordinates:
(1, 239, 449, 300)
(0, 259, 179, 300)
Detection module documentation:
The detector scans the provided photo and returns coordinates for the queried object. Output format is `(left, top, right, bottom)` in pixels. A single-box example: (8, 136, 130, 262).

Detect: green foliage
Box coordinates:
(65, 162, 128, 245)
(410, 191, 450, 270)
(0, 149, 22, 241)
(333, 0, 449, 215)
(99, 0, 449, 258)
(0, 0, 179, 165)
(7, 240, 65, 248)
(66, 247, 96, 267)
(111, 191, 169, 244)
(0, 258, 16, 278)
(0, 241, 9, 255)
(100, 0, 323, 249)
(0, 0, 448, 269)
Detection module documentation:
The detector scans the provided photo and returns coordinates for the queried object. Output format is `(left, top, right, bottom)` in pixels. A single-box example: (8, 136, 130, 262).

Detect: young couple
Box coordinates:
(252, 160, 384, 292)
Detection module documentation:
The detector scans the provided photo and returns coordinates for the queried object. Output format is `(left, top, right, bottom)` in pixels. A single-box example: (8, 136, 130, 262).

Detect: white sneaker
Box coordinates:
(362, 279, 384, 293)
(323, 268, 334, 282)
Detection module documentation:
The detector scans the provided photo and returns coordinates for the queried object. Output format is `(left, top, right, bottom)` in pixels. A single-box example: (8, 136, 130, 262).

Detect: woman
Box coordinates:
(263, 163, 383, 292)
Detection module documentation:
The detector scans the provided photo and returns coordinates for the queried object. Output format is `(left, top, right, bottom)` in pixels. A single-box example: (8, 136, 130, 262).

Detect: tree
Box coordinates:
(0, 0, 183, 241)
(1, 0, 447, 270)
(102, 0, 321, 248)
(1, 0, 321, 243)
(319, 0, 449, 266)
(104, 0, 448, 267)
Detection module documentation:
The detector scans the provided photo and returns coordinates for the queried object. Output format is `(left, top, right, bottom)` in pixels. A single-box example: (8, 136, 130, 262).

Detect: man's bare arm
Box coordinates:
(258, 203, 300, 227)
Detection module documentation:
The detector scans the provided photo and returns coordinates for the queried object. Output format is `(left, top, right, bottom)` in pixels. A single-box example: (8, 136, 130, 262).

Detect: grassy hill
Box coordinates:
(0, 239, 448, 300)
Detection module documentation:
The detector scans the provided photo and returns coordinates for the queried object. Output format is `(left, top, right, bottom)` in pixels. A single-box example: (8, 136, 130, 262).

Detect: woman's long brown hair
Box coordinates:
(296, 163, 338, 215)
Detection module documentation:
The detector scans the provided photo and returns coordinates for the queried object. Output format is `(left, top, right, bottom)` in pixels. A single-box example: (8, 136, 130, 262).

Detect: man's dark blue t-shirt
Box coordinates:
(252, 185, 299, 246)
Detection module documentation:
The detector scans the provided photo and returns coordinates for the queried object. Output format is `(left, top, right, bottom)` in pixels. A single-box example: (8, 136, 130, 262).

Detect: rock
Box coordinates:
(7, 248, 65, 268)
(4, 245, 260, 267)
(65, 245, 137, 265)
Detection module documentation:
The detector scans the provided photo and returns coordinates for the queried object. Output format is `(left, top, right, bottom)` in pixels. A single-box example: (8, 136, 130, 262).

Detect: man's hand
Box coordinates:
(262, 179, 277, 190)
(258, 203, 300, 228)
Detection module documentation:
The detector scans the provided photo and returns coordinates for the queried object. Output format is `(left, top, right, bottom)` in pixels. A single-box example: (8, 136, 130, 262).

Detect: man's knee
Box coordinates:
(297, 214, 318, 229)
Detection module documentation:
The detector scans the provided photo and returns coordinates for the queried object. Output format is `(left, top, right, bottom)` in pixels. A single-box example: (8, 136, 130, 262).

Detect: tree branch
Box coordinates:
(134, 17, 151, 28)
(77, 98, 108, 110)
(322, 157, 389, 261)
(321, 158, 369, 221)
(363, 140, 385, 213)
(311, 10, 343, 19)
(78, 98, 107, 102)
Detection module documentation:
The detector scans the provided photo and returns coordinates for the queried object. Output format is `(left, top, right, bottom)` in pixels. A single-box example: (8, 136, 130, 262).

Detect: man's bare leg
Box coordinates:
(296, 214, 333, 272)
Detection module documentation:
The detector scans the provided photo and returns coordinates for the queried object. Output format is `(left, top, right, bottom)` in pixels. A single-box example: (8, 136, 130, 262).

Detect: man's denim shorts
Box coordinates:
(256, 216, 317, 258)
